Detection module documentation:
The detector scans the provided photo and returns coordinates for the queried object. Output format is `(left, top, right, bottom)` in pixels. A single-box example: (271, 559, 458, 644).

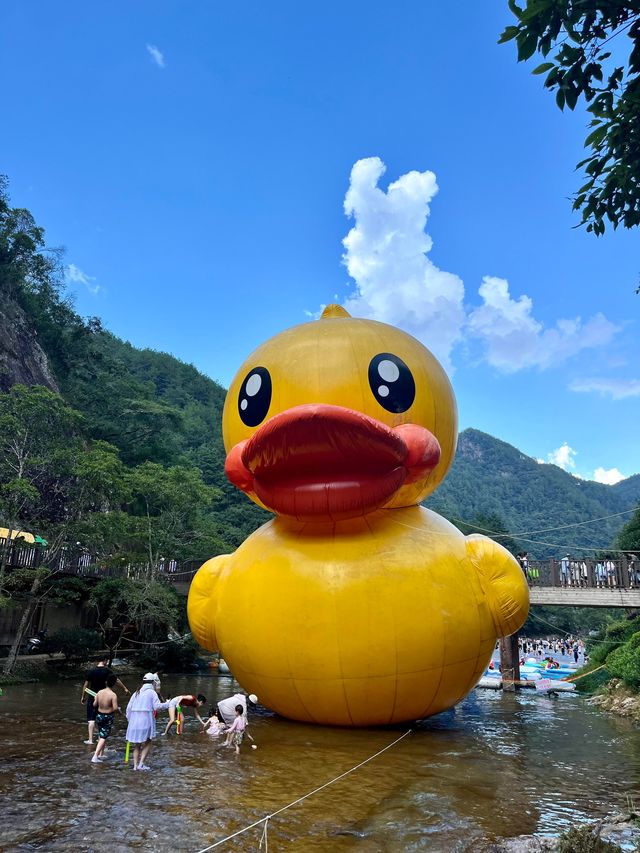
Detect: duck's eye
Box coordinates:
(238, 367, 272, 426)
(368, 353, 415, 413)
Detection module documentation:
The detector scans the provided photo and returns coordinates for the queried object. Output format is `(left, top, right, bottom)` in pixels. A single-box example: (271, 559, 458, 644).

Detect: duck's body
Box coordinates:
(189, 505, 527, 726)
(188, 305, 529, 726)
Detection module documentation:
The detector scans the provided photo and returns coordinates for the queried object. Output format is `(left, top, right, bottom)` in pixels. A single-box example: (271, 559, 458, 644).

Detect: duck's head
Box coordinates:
(223, 305, 457, 522)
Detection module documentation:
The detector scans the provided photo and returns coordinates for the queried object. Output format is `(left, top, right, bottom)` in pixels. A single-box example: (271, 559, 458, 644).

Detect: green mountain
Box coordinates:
(427, 429, 640, 557)
(57, 332, 271, 549)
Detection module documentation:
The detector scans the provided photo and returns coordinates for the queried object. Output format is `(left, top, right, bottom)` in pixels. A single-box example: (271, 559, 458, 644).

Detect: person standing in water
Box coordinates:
(125, 673, 171, 771)
(81, 658, 129, 745)
(224, 704, 247, 754)
(162, 693, 207, 735)
(216, 692, 258, 724)
(91, 674, 120, 764)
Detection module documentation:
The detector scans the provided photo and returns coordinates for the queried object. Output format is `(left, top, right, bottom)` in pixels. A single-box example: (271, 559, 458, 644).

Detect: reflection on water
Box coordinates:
(0, 674, 638, 852)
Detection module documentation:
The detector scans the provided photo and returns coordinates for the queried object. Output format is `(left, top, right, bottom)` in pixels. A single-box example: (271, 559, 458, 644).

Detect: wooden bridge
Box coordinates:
(3, 539, 639, 608)
(159, 555, 640, 606)
(525, 557, 640, 607)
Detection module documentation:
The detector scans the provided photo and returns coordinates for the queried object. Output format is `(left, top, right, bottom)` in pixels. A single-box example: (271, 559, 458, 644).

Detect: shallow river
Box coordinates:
(0, 673, 638, 852)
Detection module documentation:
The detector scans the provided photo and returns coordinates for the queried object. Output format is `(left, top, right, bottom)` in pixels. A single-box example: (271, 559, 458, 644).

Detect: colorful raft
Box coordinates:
(478, 658, 578, 692)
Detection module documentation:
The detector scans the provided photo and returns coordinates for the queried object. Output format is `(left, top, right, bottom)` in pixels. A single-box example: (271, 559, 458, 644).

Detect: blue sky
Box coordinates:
(1, 1, 638, 482)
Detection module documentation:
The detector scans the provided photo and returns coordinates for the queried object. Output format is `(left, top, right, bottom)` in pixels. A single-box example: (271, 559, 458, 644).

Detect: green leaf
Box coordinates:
(584, 125, 607, 148)
(532, 61, 554, 75)
(517, 32, 539, 62)
(498, 25, 520, 44)
(508, 0, 524, 18)
(565, 85, 579, 110)
(556, 88, 565, 110)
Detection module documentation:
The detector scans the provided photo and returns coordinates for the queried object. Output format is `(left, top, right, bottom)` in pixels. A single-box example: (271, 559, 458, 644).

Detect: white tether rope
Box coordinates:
(194, 728, 412, 853)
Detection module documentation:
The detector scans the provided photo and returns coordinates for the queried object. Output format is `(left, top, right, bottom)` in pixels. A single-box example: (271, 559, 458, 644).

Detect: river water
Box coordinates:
(0, 673, 638, 852)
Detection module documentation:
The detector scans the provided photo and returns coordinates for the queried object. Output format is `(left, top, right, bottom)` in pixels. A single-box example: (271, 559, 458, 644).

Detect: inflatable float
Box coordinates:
(478, 659, 577, 693)
(188, 306, 529, 726)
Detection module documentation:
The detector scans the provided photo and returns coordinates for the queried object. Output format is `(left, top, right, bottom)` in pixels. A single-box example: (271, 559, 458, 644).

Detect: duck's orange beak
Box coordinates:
(225, 404, 440, 521)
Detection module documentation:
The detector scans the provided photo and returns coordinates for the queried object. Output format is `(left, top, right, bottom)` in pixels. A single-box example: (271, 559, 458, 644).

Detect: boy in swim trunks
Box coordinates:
(163, 693, 207, 735)
(81, 658, 129, 744)
(91, 674, 120, 764)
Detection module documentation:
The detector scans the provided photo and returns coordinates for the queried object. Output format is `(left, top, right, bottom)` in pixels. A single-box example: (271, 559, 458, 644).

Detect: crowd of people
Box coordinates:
(81, 660, 258, 770)
(559, 554, 639, 588)
(518, 635, 587, 665)
(514, 552, 640, 589)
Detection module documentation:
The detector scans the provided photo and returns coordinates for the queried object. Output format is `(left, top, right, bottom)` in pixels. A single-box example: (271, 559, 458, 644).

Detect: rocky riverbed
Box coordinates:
(588, 679, 640, 724)
(479, 814, 640, 851)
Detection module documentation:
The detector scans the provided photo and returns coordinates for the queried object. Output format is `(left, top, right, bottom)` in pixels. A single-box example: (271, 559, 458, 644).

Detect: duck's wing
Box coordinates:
(187, 554, 231, 652)
(465, 534, 529, 638)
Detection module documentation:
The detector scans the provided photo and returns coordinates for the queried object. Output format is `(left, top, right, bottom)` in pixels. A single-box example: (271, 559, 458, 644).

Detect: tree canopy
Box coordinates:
(0, 175, 271, 568)
(452, 511, 522, 556)
(617, 504, 640, 550)
(500, 1, 640, 242)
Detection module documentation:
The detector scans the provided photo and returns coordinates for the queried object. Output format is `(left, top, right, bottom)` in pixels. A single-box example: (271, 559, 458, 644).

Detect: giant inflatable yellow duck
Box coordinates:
(188, 305, 529, 726)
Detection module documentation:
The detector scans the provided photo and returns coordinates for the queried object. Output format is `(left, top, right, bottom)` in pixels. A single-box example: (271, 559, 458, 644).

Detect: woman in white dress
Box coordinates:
(125, 673, 171, 771)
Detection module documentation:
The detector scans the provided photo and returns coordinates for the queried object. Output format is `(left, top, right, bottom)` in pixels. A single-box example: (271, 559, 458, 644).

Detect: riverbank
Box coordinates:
(588, 679, 640, 724)
(0, 654, 143, 687)
(480, 814, 640, 851)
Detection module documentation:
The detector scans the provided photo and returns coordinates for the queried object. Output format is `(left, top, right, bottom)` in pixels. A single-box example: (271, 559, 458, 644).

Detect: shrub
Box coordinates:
(588, 616, 640, 664)
(556, 824, 622, 852)
(134, 636, 199, 673)
(606, 632, 640, 689)
(605, 619, 638, 643)
(587, 642, 610, 665)
(44, 628, 102, 663)
(573, 664, 611, 694)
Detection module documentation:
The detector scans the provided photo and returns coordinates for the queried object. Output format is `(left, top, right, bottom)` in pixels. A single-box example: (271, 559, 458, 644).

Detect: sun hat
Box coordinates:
(143, 672, 160, 684)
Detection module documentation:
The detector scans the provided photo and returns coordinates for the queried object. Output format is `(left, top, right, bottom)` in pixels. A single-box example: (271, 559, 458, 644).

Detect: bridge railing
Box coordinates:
(1, 537, 636, 589)
(525, 558, 637, 590)
(0, 537, 191, 581)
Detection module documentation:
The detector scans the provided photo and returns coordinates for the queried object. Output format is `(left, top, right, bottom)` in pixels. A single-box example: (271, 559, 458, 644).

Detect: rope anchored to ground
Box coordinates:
(194, 728, 413, 852)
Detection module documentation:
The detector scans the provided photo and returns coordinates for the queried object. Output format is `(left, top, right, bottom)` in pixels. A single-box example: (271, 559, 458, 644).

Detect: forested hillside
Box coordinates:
(0, 175, 268, 569)
(56, 332, 271, 551)
(427, 430, 640, 556)
(1, 174, 638, 565)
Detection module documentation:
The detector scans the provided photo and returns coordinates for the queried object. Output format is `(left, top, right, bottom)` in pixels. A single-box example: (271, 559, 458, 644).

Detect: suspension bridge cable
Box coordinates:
(446, 511, 637, 542)
(493, 508, 635, 536)
(390, 516, 634, 554)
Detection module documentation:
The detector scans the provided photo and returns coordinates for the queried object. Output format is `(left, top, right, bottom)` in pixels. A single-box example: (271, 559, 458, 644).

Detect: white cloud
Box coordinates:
(539, 446, 627, 484)
(66, 263, 100, 295)
(467, 277, 617, 373)
(146, 44, 165, 68)
(342, 157, 465, 373)
(570, 377, 640, 400)
(547, 443, 577, 471)
(593, 466, 628, 485)
(336, 157, 618, 375)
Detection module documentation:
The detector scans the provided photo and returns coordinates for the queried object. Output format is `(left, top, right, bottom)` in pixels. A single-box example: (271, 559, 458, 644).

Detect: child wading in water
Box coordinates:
(201, 711, 226, 737)
(91, 674, 120, 763)
(224, 704, 249, 754)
